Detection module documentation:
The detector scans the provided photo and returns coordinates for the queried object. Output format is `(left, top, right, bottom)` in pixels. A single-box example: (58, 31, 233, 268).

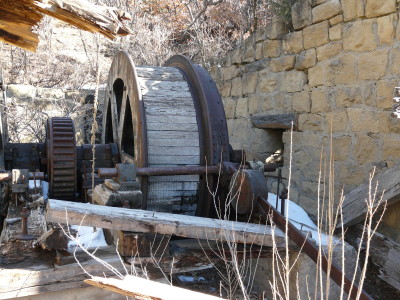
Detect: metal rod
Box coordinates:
(0, 172, 45, 182)
(256, 197, 373, 300)
(98, 166, 220, 178)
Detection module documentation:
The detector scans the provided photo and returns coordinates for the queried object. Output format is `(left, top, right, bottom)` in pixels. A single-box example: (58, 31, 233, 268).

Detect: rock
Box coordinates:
(303, 20, 329, 49)
(270, 55, 296, 72)
(358, 49, 389, 81)
(283, 31, 304, 54)
(312, 0, 342, 24)
(365, 0, 396, 18)
(6, 84, 36, 99)
(377, 14, 396, 46)
(281, 70, 307, 93)
(36, 88, 65, 99)
(295, 48, 317, 70)
(262, 40, 282, 58)
(342, 0, 364, 21)
(343, 19, 377, 52)
(316, 42, 342, 61)
(292, 0, 312, 30)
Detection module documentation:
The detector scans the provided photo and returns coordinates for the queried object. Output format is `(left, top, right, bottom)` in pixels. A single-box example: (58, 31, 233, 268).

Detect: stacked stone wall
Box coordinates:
(211, 0, 400, 216)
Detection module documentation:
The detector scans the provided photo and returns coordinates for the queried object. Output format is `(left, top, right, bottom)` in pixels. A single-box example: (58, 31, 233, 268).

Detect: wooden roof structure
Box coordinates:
(0, 0, 131, 52)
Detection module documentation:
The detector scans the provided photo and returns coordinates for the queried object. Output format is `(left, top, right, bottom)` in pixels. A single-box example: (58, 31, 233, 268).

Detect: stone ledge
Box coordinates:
(251, 113, 298, 130)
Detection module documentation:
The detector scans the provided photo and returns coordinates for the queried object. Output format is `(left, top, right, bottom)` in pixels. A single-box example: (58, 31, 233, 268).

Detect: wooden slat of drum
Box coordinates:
(136, 67, 184, 81)
(146, 123, 199, 132)
(149, 181, 199, 191)
(148, 155, 200, 165)
(147, 131, 199, 140)
(146, 115, 197, 124)
(142, 95, 195, 103)
(148, 138, 199, 147)
(148, 146, 200, 156)
(144, 105, 197, 117)
(149, 175, 199, 182)
(139, 80, 191, 98)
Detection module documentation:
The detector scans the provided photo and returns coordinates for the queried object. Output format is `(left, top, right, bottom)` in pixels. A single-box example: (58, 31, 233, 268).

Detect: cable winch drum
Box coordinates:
(102, 52, 230, 216)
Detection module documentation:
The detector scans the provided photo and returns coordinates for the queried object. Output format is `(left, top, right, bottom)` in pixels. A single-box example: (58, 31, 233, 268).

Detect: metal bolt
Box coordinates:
(15, 207, 35, 240)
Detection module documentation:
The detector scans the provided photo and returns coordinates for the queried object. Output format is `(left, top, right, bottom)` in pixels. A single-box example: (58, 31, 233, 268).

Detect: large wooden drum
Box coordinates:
(102, 52, 230, 216)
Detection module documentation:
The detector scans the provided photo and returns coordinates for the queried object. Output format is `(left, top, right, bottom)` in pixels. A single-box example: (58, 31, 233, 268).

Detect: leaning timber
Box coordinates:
(0, 0, 131, 51)
(339, 164, 400, 228)
(46, 199, 287, 247)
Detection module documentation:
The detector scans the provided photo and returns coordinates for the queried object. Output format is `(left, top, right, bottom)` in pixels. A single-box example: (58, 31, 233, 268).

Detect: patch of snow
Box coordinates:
(67, 225, 108, 252)
(267, 193, 339, 246)
(41, 181, 49, 200)
(29, 180, 41, 190)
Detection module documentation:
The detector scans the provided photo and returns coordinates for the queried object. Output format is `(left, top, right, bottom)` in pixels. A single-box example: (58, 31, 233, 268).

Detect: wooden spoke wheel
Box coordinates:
(102, 52, 230, 216)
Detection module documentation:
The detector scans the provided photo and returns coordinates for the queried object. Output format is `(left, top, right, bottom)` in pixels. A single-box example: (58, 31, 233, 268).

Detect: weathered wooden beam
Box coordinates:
(46, 199, 287, 247)
(251, 113, 297, 130)
(85, 275, 225, 300)
(0, 0, 131, 51)
(340, 164, 400, 228)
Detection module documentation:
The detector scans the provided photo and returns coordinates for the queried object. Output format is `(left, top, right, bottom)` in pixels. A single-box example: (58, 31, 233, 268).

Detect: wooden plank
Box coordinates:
(147, 131, 199, 140)
(146, 115, 197, 124)
(148, 155, 200, 165)
(340, 164, 400, 228)
(85, 275, 225, 300)
(144, 105, 197, 117)
(136, 67, 184, 81)
(139, 80, 191, 98)
(147, 122, 198, 131)
(251, 113, 297, 130)
(0, 246, 127, 298)
(46, 199, 287, 247)
(148, 138, 199, 147)
(148, 146, 200, 156)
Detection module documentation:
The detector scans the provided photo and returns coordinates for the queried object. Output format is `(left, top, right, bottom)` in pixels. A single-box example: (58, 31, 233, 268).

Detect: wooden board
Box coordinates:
(0, 246, 127, 299)
(0, 0, 131, 51)
(340, 164, 400, 228)
(46, 199, 287, 247)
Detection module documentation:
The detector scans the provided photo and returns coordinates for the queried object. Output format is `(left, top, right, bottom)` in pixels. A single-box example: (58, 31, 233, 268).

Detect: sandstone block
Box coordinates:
(293, 91, 311, 113)
(220, 81, 232, 97)
(329, 14, 343, 25)
(334, 86, 362, 107)
(377, 14, 396, 45)
(325, 110, 348, 132)
(311, 88, 330, 113)
(265, 18, 288, 39)
(301, 132, 321, 147)
(303, 20, 330, 49)
(317, 43, 342, 61)
(243, 44, 255, 63)
(258, 77, 277, 93)
(235, 97, 248, 118)
(378, 111, 391, 134)
(383, 135, 400, 159)
(231, 47, 242, 64)
(7, 84, 37, 99)
(358, 49, 388, 80)
(308, 63, 325, 87)
(312, 0, 342, 23)
(281, 70, 307, 92)
(298, 113, 325, 131)
(221, 66, 240, 81)
(275, 93, 293, 110)
(343, 19, 377, 52)
(354, 135, 378, 164)
(292, 0, 313, 30)
(223, 98, 236, 119)
(365, 0, 396, 18)
(261, 94, 276, 111)
(295, 48, 317, 70)
(376, 79, 398, 109)
(332, 135, 352, 161)
(329, 23, 342, 41)
(283, 31, 304, 54)
(248, 94, 260, 114)
(255, 43, 263, 60)
(326, 53, 357, 86)
(230, 77, 243, 97)
(242, 73, 258, 95)
(262, 40, 282, 58)
(348, 108, 379, 133)
(389, 47, 400, 75)
(270, 55, 296, 72)
(342, 0, 365, 21)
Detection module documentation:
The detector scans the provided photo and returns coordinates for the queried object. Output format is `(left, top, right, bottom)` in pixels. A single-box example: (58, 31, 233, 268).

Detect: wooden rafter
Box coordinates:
(0, 0, 131, 52)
